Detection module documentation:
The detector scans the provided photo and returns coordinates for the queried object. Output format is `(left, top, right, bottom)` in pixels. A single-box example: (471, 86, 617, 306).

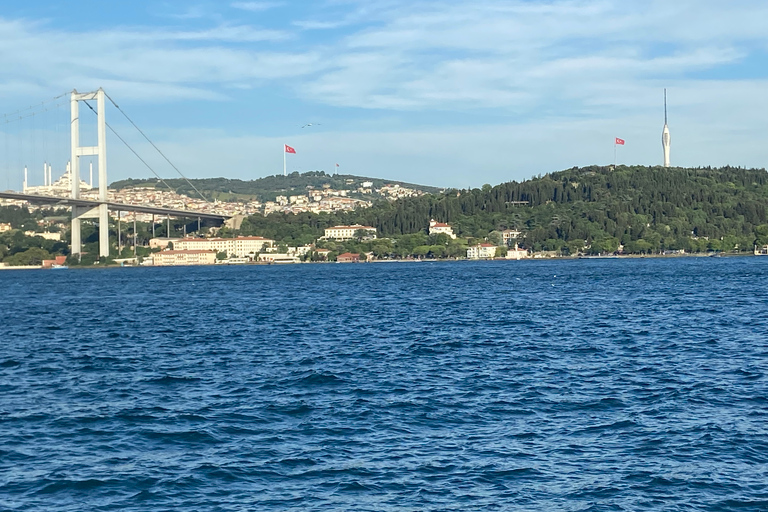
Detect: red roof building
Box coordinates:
(337, 252, 361, 263)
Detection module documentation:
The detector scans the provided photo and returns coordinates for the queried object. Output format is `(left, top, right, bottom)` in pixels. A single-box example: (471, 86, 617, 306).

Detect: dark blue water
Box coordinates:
(2, 258, 768, 511)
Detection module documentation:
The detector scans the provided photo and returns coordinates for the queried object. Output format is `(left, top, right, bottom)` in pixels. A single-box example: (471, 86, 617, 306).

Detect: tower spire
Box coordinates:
(662, 88, 671, 168)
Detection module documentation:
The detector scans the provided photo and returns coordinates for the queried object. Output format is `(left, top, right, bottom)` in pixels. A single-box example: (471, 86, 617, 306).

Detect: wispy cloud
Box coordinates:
(231, 1, 283, 12)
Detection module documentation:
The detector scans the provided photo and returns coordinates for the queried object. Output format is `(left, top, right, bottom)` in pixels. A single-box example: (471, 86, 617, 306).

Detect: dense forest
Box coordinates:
(111, 171, 441, 202)
(236, 165, 768, 254)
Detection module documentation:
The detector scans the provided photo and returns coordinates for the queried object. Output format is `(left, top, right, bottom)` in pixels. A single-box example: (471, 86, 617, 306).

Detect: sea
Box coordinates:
(1, 257, 767, 511)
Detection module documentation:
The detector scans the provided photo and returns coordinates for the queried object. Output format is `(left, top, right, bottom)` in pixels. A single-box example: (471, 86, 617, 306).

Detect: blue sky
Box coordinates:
(1, 0, 767, 189)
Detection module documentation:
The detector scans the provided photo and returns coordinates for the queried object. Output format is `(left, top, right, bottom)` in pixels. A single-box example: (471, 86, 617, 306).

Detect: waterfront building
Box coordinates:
(337, 252, 361, 263)
(324, 225, 377, 240)
(429, 219, 456, 239)
(314, 248, 331, 260)
(467, 243, 498, 259)
(173, 236, 274, 257)
(257, 253, 300, 264)
(505, 245, 530, 260)
(154, 250, 217, 266)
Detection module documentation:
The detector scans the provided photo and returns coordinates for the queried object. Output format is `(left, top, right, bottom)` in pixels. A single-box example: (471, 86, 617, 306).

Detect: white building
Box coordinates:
(154, 250, 217, 266)
(258, 253, 300, 263)
(501, 229, 521, 246)
(173, 236, 274, 257)
(24, 231, 61, 241)
(429, 219, 456, 239)
(505, 246, 529, 260)
(24, 163, 91, 198)
(467, 243, 498, 259)
(324, 225, 377, 240)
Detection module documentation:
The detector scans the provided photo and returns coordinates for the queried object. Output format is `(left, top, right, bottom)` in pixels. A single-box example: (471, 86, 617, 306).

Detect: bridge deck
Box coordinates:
(0, 192, 231, 221)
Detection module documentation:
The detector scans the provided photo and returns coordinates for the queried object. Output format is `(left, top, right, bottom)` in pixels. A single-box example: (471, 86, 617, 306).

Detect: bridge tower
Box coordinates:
(70, 89, 110, 258)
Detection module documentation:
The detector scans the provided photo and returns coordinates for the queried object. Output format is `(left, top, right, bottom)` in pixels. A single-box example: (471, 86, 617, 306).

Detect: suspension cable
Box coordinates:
(81, 100, 179, 195)
(0, 92, 69, 120)
(103, 92, 209, 203)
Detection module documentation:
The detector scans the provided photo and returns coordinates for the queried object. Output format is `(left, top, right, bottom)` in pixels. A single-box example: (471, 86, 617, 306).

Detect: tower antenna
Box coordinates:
(661, 88, 671, 168)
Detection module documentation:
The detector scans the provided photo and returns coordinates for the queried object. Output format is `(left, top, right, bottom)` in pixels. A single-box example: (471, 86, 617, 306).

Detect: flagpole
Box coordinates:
(283, 145, 286, 177)
(614, 141, 617, 169)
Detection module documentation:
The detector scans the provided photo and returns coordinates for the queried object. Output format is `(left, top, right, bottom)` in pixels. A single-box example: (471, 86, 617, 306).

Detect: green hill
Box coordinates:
(110, 171, 442, 202)
(235, 165, 768, 254)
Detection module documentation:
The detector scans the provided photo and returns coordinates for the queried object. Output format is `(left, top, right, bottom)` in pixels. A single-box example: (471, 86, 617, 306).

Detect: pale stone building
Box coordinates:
(429, 219, 456, 239)
(323, 225, 377, 240)
(154, 250, 217, 266)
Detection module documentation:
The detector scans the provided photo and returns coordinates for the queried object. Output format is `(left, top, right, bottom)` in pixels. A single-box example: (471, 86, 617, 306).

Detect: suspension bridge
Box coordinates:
(0, 88, 231, 258)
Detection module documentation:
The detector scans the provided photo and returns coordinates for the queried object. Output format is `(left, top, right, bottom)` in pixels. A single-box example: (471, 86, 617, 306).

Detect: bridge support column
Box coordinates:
(71, 217, 82, 255)
(70, 88, 110, 259)
(99, 203, 109, 258)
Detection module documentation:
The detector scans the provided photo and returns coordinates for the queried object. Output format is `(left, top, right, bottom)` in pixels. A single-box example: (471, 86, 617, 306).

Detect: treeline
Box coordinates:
(111, 171, 441, 202)
(237, 165, 768, 254)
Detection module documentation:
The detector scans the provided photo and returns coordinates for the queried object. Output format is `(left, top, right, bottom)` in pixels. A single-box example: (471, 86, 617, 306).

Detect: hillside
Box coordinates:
(235, 165, 768, 254)
(110, 171, 442, 202)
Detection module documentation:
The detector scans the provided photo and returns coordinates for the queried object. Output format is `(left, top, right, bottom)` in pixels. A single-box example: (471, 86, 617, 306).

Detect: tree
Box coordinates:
(216, 251, 228, 260)
(487, 230, 503, 246)
(4, 247, 51, 266)
(354, 228, 370, 240)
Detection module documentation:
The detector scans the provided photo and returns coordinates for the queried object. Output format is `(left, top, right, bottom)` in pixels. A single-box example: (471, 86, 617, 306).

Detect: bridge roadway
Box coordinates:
(0, 191, 231, 221)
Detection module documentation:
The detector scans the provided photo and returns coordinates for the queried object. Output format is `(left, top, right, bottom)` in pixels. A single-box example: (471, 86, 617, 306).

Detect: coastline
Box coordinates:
(0, 251, 758, 270)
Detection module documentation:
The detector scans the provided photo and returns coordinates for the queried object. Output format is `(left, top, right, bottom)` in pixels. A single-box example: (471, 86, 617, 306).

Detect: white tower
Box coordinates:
(662, 89, 671, 168)
(70, 88, 110, 258)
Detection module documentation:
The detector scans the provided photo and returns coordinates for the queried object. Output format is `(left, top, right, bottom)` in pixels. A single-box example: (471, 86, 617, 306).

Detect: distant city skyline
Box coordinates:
(0, 1, 767, 189)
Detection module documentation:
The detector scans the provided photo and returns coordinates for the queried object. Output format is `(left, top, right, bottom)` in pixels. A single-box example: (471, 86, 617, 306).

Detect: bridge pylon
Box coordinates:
(70, 88, 110, 258)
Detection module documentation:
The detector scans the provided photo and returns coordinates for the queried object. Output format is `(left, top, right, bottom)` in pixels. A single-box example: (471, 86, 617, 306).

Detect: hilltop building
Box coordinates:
(323, 225, 377, 240)
(23, 162, 91, 197)
(429, 219, 456, 239)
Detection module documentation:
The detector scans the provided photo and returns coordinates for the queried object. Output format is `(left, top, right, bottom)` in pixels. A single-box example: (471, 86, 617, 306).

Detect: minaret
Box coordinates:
(662, 89, 671, 168)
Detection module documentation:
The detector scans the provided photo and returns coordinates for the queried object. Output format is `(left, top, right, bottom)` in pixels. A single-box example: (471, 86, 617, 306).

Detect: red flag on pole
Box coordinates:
(615, 137, 625, 145)
(285, 144, 296, 154)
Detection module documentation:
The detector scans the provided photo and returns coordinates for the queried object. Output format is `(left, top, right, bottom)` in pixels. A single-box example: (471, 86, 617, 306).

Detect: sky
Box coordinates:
(1, 0, 767, 190)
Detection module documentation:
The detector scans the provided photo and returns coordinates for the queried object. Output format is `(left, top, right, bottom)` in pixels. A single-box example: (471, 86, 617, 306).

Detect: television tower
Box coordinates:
(662, 89, 671, 167)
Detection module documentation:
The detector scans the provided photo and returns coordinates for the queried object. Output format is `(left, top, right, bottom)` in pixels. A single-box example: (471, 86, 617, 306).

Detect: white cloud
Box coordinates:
(231, 2, 283, 12)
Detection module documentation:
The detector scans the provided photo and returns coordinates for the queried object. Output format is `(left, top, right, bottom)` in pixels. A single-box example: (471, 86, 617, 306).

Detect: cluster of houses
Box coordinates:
(144, 220, 528, 266)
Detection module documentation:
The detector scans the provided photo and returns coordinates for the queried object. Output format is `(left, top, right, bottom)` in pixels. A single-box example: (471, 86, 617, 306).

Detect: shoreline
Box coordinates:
(0, 251, 760, 270)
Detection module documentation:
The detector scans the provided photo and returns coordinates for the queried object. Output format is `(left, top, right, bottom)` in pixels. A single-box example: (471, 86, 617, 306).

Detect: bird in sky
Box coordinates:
(301, 123, 321, 128)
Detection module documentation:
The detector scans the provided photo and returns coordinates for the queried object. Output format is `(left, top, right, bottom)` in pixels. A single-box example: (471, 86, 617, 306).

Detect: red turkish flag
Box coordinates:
(615, 137, 625, 145)
(285, 144, 296, 154)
